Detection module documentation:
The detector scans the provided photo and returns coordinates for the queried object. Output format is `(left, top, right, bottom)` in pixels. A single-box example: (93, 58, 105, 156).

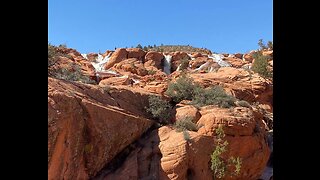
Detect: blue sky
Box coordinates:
(48, 0, 272, 54)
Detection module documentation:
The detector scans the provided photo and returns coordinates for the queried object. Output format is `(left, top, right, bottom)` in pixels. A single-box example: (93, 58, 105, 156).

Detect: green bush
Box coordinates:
(258, 39, 267, 50)
(211, 126, 242, 179)
(174, 116, 199, 132)
(53, 64, 96, 84)
(252, 51, 272, 78)
(48, 43, 66, 69)
(166, 75, 236, 108)
(183, 130, 191, 142)
(146, 96, 172, 124)
(147, 69, 156, 75)
(165, 75, 200, 103)
(267, 41, 273, 50)
(192, 86, 236, 108)
(235, 100, 251, 108)
(179, 57, 190, 71)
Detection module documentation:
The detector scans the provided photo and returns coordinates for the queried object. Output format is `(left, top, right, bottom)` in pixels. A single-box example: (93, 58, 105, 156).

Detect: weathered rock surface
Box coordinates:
(48, 77, 154, 179)
(100, 106, 270, 180)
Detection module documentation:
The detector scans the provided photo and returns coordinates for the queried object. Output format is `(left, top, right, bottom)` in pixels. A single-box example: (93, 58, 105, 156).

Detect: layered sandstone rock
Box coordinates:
(223, 57, 247, 68)
(243, 53, 254, 63)
(144, 51, 164, 69)
(104, 48, 128, 70)
(171, 52, 190, 71)
(127, 48, 146, 62)
(113, 58, 148, 76)
(48, 78, 154, 179)
(174, 104, 201, 123)
(190, 67, 273, 109)
(101, 106, 270, 180)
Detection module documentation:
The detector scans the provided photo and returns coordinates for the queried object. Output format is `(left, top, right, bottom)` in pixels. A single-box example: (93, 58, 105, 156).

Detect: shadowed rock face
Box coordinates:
(48, 78, 154, 179)
(97, 106, 270, 180)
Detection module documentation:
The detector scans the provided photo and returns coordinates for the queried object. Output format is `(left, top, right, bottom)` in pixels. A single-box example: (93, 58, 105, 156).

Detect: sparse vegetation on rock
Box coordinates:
(146, 95, 172, 124)
(211, 126, 242, 179)
(252, 51, 272, 78)
(174, 116, 199, 132)
(192, 86, 236, 108)
(165, 75, 200, 103)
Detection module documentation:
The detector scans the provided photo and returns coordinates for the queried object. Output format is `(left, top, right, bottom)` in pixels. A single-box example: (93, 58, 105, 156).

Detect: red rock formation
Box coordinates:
(243, 53, 254, 63)
(99, 76, 133, 86)
(113, 58, 148, 76)
(102, 106, 270, 180)
(234, 53, 243, 59)
(104, 48, 128, 70)
(223, 57, 247, 68)
(191, 52, 203, 58)
(190, 67, 273, 109)
(174, 104, 201, 123)
(171, 52, 190, 71)
(144, 51, 164, 69)
(189, 57, 209, 69)
(86, 53, 99, 61)
(262, 50, 273, 57)
(48, 78, 154, 179)
(126, 48, 146, 62)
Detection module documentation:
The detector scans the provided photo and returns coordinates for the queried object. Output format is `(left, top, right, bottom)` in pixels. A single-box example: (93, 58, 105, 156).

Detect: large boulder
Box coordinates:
(171, 52, 190, 71)
(98, 76, 133, 86)
(144, 51, 164, 69)
(48, 78, 154, 179)
(126, 48, 146, 62)
(86, 53, 99, 62)
(243, 54, 254, 63)
(234, 53, 243, 59)
(113, 58, 148, 76)
(189, 57, 210, 69)
(174, 104, 201, 123)
(104, 48, 128, 70)
(223, 57, 247, 68)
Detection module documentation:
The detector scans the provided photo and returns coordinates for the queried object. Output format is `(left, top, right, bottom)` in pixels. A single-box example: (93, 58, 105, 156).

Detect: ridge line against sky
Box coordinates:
(48, 0, 272, 54)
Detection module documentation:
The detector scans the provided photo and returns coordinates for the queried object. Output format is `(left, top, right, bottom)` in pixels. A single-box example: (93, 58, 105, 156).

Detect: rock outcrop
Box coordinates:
(48, 78, 154, 179)
(190, 67, 273, 109)
(100, 105, 270, 180)
(104, 48, 128, 70)
(48, 45, 273, 180)
(144, 51, 164, 70)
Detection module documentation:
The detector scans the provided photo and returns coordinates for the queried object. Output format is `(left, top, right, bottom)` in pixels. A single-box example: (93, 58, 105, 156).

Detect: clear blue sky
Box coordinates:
(48, 0, 272, 54)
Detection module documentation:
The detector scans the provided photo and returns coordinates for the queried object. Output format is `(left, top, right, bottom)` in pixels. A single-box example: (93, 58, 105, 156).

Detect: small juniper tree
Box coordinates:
(267, 41, 273, 50)
(258, 39, 267, 50)
(146, 96, 172, 124)
(251, 51, 272, 78)
(211, 126, 242, 179)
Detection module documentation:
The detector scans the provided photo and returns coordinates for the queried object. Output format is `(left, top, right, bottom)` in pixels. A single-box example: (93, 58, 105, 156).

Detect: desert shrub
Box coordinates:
(252, 51, 272, 78)
(146, 96, 172, 124)
(147, 69, 156, 75)
(53, 64, 96, 84)
(165, 75, 200, 103)
(48, 43, 58, 68)
(102, 85, 111, 93)
(136, 44, 143, 49)
(174, 116, 199, 132)
(183, 130, 191, 141)
(267, 41, 273, 50)
(179, 57, 190, 71)
(192, 86, 236, 108)
(235, 100, 251, 108)
(211, 126, 242, 179)
(258, 39, 267, 50)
